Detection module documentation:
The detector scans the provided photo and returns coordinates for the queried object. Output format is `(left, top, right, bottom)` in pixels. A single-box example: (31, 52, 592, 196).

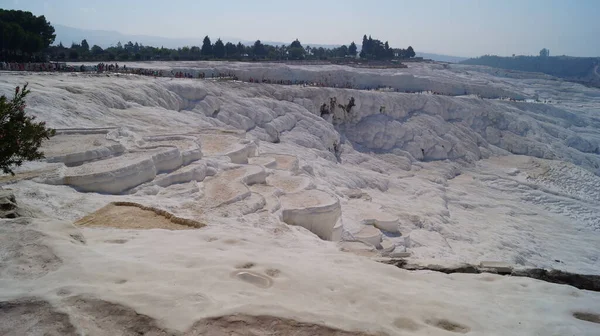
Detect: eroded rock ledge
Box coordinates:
(382, 259, 600, 292)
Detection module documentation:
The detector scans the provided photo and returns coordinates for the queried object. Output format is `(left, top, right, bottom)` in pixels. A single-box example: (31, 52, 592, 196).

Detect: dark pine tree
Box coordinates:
(225, 42, 237, 58)
(201, 36, 213, 56)
(213, 38, 225, 58)
(349, 42, 357, 56)
(289, 39, 305, 59)
(237, 42, 246, 56)
(361, 35, 368, 57)
(253, 40, 266, 57)
(81, 39, 89, 52)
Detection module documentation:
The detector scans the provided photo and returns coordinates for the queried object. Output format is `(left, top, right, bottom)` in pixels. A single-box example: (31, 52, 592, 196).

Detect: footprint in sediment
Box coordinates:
(104, 239, 128, 244)
(235, 262, 255, 269)
(393, 317, 422, 331)
(265, 268, 281, 277)
(424, 318, 471, 333)
(231, 270, 273, 288)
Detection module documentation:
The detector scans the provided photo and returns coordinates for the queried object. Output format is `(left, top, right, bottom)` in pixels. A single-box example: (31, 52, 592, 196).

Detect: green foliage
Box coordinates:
(289, 48, 304, 59)
(358, 34, 414, 60)
(348, 42, 357, 56)
(338, 45, 348, 57)
(213, 38, 225, 58)
(81, 39, 90, 52)
(361, 35, 389, 59)
(201, 36, 212, 56)
(253, 40, 267, 58)
(237, 42, 245, 55)
(0, 9, 55, 61)
(0, 84, 56, 175)
(288, 39, 305, 60)
(91, 44, 103, 55)
(225, 42, 237, 57)
(68, 49, 79, 60)
(290, 39, 303, 49)
(46, 36, 413, 62)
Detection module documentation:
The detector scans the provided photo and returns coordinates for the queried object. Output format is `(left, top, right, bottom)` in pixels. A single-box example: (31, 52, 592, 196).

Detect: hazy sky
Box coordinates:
(2, 0, 599, 57)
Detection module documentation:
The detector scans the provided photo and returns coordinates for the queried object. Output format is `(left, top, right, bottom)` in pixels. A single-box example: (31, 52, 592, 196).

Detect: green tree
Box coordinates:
(2, 23, 25, 54)
(290, 39, 303, 49)
(0, 9, 55, 61)
(124, 41, 134, 51)
(81, 39, 89, 52)
(407, 46, 415, 58)
(349, 42, 357, 56)
(91, 45, 103, 55)
(279, 44, 288, 59)
(22, 34, 43, 56)
(268, 45, 280, 60)
(361, 35, 369, 57)
(68, 49, 79, 60)
(213, 38, 225, 58)
(0, 84, 56, 175)
(201, 36, 212, 56)
(237, 42, 246, 55)
(253, 40, 266, 57)
(289, 39, 305, 59)
(225, 42, 237, 58)
(357, 34, 398, 60)
(190, 46, 201, 58)
(180, 46, 190, 59)
(313, 47, 325, 59)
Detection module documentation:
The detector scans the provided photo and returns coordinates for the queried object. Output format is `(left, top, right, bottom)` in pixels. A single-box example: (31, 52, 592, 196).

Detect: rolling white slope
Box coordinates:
(1, 62, 600, 335)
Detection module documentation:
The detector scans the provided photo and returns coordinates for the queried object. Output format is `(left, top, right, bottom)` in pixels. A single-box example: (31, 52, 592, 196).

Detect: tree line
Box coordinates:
(1, 9, 417, 63)
(360, 35, 415, 60)
(48, 36, 416, 62)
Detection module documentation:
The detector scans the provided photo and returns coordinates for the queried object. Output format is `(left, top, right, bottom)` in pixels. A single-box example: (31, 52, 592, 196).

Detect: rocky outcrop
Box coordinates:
(0, 190, 18, 219)
(279, 189, 343, 241)
(382, 259, 600, 292)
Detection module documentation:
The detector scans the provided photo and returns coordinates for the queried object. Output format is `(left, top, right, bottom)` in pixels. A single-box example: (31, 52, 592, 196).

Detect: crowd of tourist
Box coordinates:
(95, 62, 124, 72)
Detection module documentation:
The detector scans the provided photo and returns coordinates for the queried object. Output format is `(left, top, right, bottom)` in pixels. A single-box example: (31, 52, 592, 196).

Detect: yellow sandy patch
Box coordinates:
(75, 202, 204, 230)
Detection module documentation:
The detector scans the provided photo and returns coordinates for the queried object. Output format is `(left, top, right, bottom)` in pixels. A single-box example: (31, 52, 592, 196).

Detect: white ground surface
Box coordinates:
(1, 61, 600, 335)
